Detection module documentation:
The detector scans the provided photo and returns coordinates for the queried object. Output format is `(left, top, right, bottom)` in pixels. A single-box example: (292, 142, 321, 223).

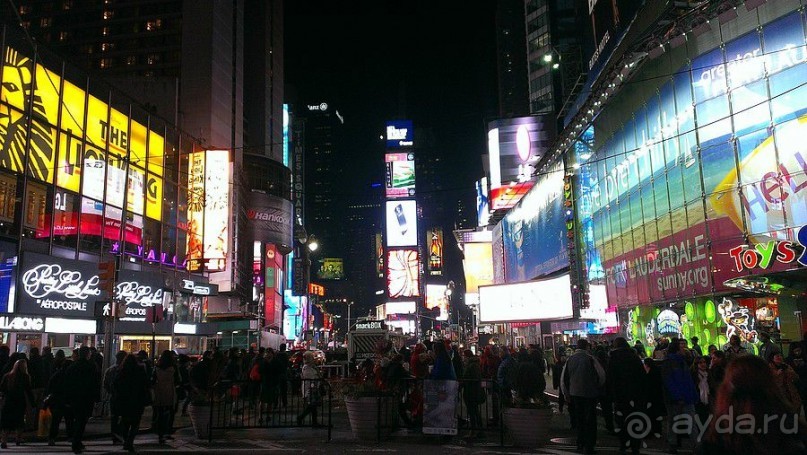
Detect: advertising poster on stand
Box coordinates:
(423, 380, 458, 435)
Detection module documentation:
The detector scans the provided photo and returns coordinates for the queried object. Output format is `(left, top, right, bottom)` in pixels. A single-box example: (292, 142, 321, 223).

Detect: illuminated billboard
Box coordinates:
(476, 178, 490, 226)
(479, 274, 574, 323)
(375, 232, 384, 277)
(384, 301, 416, 316)
(487, 115, 554, 210)
(187, 150, 230, 272)
(385, 152, 416, 198)
(318, 257, 345, 280)
(425, 284, 449, 321)
(463, 242, 493, 293)
(386, 249, 420, 298)
(385, 120, 414, 148)
(426, 227, 443, 276)
(501, 159, 568, 282)
(0, 46, 165, 240)
(385, 200, 418, 247)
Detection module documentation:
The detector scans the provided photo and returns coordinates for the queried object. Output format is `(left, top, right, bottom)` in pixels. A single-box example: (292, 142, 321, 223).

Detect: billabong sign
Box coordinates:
(0, 316, 45, 332)
(18, 253, 102, 316)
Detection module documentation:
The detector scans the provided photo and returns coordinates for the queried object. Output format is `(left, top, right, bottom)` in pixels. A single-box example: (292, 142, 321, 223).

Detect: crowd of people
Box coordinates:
(0, 343, 298, 453)
(554, 335, 807, 455)
(351, 339, 548, 440)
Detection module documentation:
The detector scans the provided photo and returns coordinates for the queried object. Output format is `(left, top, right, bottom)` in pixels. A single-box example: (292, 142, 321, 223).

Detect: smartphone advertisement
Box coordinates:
(385, 200, 418, 247)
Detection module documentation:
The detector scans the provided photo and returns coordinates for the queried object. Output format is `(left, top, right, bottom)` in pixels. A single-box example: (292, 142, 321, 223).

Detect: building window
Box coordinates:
(101, 42, 114, 51)
(62, 0, 73, 10)
(102, 26, 110, 36)
(147, 54, 160, 65)
(100, 58, 112, 68)
(0, 173, 17, 224)
(59, 31, 69, 41)
(40, 18, 52, 28)
(126, 56, 136, 66)
(23, 181, 48, 238)
(145, 19, 162, 31)
(103, 10, 114, 20)
(18, 5, 31, 15)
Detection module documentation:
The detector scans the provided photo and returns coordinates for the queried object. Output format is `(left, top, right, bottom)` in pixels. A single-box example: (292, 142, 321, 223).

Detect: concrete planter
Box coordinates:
(503, 406, 552, 447)
(345, 396, 397, 441)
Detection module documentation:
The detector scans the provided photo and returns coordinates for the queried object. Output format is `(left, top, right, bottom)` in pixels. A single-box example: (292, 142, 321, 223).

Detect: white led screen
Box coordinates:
(385, 200, 418, 247)
(478, 274, 574, 323)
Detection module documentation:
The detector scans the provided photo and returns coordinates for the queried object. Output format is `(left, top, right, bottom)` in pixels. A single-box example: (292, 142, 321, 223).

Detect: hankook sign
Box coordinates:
(246, 192, 293, 253)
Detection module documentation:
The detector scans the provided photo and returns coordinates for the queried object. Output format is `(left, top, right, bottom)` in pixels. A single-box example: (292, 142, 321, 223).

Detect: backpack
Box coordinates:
(249, 363, 261, 382)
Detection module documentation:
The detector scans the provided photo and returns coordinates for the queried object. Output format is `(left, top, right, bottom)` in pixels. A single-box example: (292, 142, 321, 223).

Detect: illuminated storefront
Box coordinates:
(0, 26, 221, 351)
(571, 8, 807, 346)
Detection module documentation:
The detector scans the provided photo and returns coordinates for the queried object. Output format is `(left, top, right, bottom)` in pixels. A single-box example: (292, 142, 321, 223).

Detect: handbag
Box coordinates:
(37, 408, 52, 438)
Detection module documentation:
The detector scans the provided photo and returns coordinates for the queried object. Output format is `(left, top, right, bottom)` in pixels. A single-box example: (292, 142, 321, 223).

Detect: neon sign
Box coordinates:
(109, 242, 186, 269)
(728, 226, 806, 272)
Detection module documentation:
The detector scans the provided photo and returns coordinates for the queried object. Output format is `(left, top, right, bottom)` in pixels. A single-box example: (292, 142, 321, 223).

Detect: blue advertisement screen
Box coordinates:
(386, 120, 414, 148)
(501, 159, 569, 282)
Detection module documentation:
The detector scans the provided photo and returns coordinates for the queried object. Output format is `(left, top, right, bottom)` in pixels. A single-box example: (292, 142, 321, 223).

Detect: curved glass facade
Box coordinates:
(573, 10, 807, 311)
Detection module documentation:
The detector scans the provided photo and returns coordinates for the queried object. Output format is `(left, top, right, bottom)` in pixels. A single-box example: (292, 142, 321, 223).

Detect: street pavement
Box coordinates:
(2, 396, 694, 455)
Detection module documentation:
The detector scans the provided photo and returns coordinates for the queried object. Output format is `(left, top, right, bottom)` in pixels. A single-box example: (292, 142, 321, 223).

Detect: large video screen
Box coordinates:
(386, 249, 420, 298)
(478, 274, 574, 323)
(317, 257, 345, 280)
(425, 284, 449, 321)
(385, 200, 418, 247)
(501, 159, 568, 282)
(463, 242, 493, 293)
(385, 152, 416, 198)
(487, 115, 554, 203)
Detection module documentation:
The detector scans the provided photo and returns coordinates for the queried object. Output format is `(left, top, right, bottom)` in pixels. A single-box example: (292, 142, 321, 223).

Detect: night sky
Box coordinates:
(285, 0, 499, 204)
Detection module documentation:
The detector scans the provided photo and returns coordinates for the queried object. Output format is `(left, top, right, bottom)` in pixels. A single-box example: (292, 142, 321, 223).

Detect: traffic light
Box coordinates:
(98, 260, 116, 296)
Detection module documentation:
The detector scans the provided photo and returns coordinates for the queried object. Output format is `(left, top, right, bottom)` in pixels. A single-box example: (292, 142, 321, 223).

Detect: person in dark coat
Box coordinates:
(0, 359, 34, 447)
(595, 345, 614, 434)
(643, 357, 665, 438)
(63, 346, 101, 454)
(275, 344, 290, 407)
(112, 354, 151, 452)
(0, 346, 9, 374)
(608, 337, 646, 454)
(103, 351, 127, 445)
(430, 342, 456, 380)
(46, 352, 72, 446)
(462, 350, 485, 439)
(661, 338, 699, 453)
(259, 349, 279, 421)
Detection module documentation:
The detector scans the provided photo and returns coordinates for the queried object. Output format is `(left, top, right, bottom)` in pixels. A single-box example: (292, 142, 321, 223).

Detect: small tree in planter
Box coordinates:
(503, 352, 552, 447)
(343, 341, 401, 441)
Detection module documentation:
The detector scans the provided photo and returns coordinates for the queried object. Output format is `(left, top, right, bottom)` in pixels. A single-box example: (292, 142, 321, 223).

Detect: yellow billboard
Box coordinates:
(463, 242, 493, 293)
(0, 46, 163, 221)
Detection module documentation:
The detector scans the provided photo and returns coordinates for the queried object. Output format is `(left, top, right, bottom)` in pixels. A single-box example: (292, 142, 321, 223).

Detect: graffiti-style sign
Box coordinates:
(717, 297, 757, 344)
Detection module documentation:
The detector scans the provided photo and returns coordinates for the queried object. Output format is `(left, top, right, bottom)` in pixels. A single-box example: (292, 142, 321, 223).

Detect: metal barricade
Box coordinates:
(371, 378, 506, 445)
(208, 378, 332, 442)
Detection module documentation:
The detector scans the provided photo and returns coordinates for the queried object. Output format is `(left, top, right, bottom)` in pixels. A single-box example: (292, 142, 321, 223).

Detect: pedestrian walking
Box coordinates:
(695, 355, 807, 455)
(561, 339, 606, 455)
(724, 335, 748, 359)
(642, 357, 665, 439)
(608, 337, 645, 454)
(690, 337, 703, 357)
(176, 354, 191, 416)
(462, 349, 485, 439)
(497, 347, 516, 407)
(430, 341, 456, 380)
(112, 354, 151, 452)
(45, 352, 73, 446)
(296, 352, 324, 427)
(259, 349, 279, 422)
(660, 337, 698, 454)
(63, 346, 100, 454)
(758, 332, 781, 363)
(691, 356, 711, 422)
(0, 359, 34, 447)
(480, 345, 501, 426)
(595, 345, 614, 434)
(770, 353, 802, 413)
(103, 350, 127, 445)
(152, 350, 178, 443)
(275, 344, 290, 407)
